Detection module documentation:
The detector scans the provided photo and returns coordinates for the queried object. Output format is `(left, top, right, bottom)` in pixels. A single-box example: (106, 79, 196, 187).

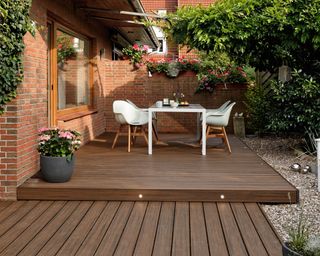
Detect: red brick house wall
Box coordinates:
(0, 0, 112, 200)
(106, 61, 247, 134)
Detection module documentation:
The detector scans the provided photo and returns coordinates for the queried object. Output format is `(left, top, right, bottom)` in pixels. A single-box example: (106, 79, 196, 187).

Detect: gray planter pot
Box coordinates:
(40, 155, 75, 183)
(282, 242, 303, 256)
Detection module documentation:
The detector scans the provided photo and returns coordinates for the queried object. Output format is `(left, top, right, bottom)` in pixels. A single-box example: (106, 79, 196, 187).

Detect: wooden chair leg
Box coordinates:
(142, 127, 148, 145)
(132, 126, 137, 145)
(112, 125, 121, 149)
(222, 127, 232, 153)
(207, 125, 211, 137)
(152, 122, 159, 141)
(128, 125, 131, 153)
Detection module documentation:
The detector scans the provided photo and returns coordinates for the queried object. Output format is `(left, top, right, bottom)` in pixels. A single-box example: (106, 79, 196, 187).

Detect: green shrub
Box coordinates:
(268, 70, 320, 133)
(245, 82, 273, 134)
(0, 0, 34, 114)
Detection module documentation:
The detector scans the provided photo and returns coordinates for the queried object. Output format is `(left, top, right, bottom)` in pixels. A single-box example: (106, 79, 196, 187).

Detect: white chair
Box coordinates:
(112, 100, 149, 152)
(199, 100, 231, 122)
(207, 100, 231, 113)
(205, 102, 236, 153)
(126, 99, 159, 141)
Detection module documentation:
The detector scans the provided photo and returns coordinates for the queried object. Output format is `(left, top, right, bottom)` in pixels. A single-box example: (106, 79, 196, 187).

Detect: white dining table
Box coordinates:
(148, 104, 206, 155)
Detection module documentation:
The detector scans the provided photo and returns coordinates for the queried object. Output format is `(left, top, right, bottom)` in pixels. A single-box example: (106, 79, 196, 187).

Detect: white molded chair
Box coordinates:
(205, 102, 236, 153)
(126, 99, 159, 141)
(207, 100, 231, 113)
(112, 100, 149, 152)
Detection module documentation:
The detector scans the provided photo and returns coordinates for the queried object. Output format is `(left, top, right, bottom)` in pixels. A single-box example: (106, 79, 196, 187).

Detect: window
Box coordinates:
(153, 10, 167, 54)
(48, 18, 93, 124)
(56, 30, 90, 110)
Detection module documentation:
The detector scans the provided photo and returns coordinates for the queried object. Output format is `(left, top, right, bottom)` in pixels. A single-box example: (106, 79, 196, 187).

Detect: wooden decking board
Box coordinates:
(217, 203, 248, 256)
(0, 201, 52, 253)
(190, 202, 210, 256)
(133, 202, 161, 256)
(0, 201, 282, 256)
(203, 203, 229, 256)
(244, 203, 282, 256)
(94, 202, 134, 255)
(152, 202, 175, 256)
(113, 202, 148, 256)
(1, 201, 65, 256)
(17, 134, 298, 203)
(0, 201, 12, 213)
(37, 201, 93, 256)
(76, 201, 120, 256)
(231, 203, 268, 256)
(0, 201, 26, 223)
(56, 201, 107, 256)
(172, 202, 190, 256)
(0, 200, 39, 237)
(17, 201, 79, 256)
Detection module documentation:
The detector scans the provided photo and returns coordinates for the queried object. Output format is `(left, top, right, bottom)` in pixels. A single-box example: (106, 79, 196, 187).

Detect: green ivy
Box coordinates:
(0, 0, 34, 114)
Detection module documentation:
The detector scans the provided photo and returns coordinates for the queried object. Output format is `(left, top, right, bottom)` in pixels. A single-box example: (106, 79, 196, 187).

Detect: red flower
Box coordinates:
(132, 44, 139, 50)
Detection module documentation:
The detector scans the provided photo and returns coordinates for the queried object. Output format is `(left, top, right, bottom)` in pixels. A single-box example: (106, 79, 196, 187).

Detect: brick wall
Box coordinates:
(0, 0, 111, 200)
(106, 61, 247, 134)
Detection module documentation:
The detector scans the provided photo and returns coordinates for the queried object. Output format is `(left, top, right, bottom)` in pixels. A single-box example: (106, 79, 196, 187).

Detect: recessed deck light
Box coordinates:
(220, 194, 225, 199)
(138, 194, 143, 199)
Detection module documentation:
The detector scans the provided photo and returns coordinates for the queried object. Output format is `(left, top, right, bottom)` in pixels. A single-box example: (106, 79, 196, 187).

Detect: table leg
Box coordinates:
(196, 112, 200, 140)
(202, 110, 206, 155)
(148, 110, 153, 155)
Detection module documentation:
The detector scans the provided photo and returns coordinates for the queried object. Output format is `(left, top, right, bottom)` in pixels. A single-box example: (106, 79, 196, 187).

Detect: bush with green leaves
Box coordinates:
(268, 70, 320, 134)
(166, 0, 320, 74)
(0, 0, 34, 114)
(245, 82, 273, 134)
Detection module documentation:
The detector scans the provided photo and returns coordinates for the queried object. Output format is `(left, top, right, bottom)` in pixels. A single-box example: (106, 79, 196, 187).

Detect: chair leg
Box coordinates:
(112, 125, 121, 149)
(128, 125, 131, 153)
(142, 127, 148, 145)
(132, 126, 137, 145)
(152, 121, 159, 141)
(222, 127, 232, 153)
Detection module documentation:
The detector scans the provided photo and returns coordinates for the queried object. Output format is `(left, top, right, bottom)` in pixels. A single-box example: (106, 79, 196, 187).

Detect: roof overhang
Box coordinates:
(74, 0, 159, 49)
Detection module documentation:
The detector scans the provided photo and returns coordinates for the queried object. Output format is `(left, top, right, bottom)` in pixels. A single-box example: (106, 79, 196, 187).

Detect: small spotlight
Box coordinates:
(220, 194, 225, 199)
(138, 194, 143, 199)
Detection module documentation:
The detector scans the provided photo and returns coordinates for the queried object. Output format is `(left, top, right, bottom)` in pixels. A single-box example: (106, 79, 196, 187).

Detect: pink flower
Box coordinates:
(39, 127, 50, 133)
(58, 131, 74, 140)
(132, 44, 139, 50)
(39, 135, 51, 141)
(142, 45, 149, 51)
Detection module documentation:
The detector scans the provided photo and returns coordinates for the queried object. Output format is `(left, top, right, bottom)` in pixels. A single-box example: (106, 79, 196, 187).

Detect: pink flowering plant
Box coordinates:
(145, 57, 200, 76)
(122, 44, 149, 66)
(196, 65, 248, 93)
(37, 128, 81, 159)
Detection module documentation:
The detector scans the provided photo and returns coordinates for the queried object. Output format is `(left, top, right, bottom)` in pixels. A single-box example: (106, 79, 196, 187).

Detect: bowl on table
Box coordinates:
(170, 102, 179, 108)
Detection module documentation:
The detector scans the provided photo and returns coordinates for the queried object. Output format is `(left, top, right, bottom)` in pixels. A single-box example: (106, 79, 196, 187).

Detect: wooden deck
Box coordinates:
(18, 133, 298, 203)
(0, 200, 282, 256)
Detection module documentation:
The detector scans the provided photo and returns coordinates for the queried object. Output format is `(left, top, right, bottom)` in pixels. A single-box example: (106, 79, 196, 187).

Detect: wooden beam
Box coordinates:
(78, 7, 163, 19)
(89, 15, 144, 27)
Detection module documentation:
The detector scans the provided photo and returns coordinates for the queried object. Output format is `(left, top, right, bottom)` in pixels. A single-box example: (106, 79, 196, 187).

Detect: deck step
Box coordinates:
(17, 179, 298, 202)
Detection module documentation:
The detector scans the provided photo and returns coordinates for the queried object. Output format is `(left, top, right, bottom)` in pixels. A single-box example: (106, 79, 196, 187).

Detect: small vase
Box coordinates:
(40, 155, 75, 183)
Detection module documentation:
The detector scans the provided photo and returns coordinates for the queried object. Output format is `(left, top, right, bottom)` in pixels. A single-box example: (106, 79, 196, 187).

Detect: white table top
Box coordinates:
(149, 104, 205, 113)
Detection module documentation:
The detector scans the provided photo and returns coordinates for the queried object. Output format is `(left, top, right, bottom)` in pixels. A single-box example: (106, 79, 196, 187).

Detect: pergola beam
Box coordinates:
(78, 7, 163, 19)
(89, 15, 145, 26)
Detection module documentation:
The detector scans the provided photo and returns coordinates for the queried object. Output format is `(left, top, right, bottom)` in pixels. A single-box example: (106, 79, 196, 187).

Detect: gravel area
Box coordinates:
(242, 136, 320, 241)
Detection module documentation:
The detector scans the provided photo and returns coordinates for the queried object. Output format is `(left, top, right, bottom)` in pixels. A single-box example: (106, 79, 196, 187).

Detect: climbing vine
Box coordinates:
(0, 0, 34, 114)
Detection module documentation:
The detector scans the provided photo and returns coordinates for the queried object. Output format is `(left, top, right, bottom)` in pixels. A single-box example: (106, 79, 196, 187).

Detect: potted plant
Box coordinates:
(122, 44, 149, 68)
(37, 127, 81, 183)
(283, 212, 320, 256)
